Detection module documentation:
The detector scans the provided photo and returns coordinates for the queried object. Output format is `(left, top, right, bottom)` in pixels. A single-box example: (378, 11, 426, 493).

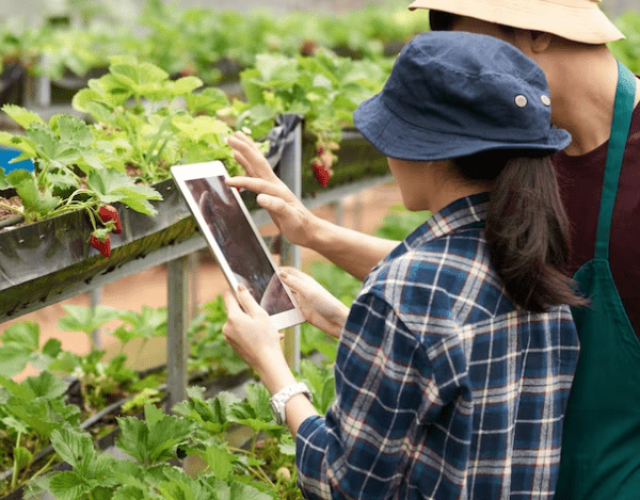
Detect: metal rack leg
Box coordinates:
(278, 119, 303, 372)
(89, 287, 102, 351)
(166, 256, 190, 411)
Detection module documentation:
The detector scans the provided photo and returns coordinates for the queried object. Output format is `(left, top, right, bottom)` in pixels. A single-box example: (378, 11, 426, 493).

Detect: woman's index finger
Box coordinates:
(225, 176, 290, 200)
(227, 135, 279, 181)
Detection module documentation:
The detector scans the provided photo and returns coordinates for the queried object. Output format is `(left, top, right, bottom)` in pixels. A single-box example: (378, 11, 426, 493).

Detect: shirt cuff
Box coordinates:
(295, 415, 329, 499)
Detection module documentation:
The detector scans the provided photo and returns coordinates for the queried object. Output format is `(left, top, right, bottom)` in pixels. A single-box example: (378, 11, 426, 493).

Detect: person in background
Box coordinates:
(407, 1, 640, 498)
(222, 31, 583, 499)
(227, 1, 640, 498)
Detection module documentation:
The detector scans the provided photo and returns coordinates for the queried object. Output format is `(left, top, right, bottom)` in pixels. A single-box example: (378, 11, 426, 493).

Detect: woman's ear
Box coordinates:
(513, 29, 553, 56)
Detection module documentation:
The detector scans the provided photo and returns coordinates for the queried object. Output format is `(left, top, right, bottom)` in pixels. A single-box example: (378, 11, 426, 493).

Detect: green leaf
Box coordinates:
(171, 75, 204, 95)
(244, 383, 273, 422)
(200, 445, 234, 480)
(115, 416, 148, 464)
(26, 122, 81, 165)
(88, 453, 120, 486)
(121, 388, 162, 414)
(173, 387, 239, 434)
(48, 471, 91, 500)
(13, 446, 33, 469)
(116, 405, 193, 465)
(255, 54, 299, 84)
(224, 481, 274, 500)
(185, 87, 229, 115)
(117, 305, 167, 339)
(145, 408, 193, 465)
(0, 133, 38, 162)
(2, 105, 45, 129)
(51, 114, 94, 149)
(10, 174, 61, 217)
(172, 115, 232, 143)
(112, 486, 146, 500)
(42, 338, 63, 359)
(2, 322, 39, 351)
(58, 305, 122, 334)
(2, 416, 29, 435)
(24, 370, 67, 399)
(112, 325, 142, 346)
(278, 441, 296, 457)
(86, 169, 162, 215)
(375, 207, 431, 240)
(157, 466, 213, 500)
(228, 384, 280, 432)
(50, 426, 95, 473)
(0, 166, 10, 190)
(0, 343, 32, 377)
(297, 359, 335, 414)
(72, 88, 119, 121)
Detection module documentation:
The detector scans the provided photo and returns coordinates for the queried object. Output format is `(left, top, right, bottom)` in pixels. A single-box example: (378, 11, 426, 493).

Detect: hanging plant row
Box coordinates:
(0, 0, 430, 86)
(0, 47, 394, 231)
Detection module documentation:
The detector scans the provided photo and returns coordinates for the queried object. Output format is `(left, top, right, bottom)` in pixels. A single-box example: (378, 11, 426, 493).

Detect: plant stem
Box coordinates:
(250, 464, 275, 486)
(0, 202, 23, 216)
(28, 452, 57, 482)
(132, 338, 149, 369)
(226, 446, 250, 455)
(10, 432, 22, 490)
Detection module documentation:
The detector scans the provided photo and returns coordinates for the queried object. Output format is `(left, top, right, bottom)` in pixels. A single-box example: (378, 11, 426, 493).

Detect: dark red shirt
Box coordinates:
(553, 104, 640, 339)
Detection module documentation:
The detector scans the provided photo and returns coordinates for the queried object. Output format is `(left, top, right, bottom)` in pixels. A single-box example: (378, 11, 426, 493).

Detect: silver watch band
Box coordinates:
(270, 382, 312, 425)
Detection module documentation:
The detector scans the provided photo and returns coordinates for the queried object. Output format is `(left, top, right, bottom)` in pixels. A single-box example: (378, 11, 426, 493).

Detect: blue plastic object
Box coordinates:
(0, 147, 34, 173)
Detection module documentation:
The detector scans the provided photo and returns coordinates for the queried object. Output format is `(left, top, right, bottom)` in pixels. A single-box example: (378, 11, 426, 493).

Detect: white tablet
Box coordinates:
(171, 161, 305, 331)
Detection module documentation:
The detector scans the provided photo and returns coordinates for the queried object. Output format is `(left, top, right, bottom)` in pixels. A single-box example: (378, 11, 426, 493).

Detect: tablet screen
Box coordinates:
(183, 175, 296, 315)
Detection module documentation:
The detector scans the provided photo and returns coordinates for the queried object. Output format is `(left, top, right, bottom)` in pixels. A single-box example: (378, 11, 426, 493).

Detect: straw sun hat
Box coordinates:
(408, 0, 625, 44)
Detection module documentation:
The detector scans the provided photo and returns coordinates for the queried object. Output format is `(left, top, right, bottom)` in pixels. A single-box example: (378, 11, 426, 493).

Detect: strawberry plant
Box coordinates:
(188, 295, 247, 377)
(0, 105, 163, 228)
(0, 371, 82, 495)
(232, 50, 392, 187)
(0, 55, 251, 247)
(0, 322, 61, 378)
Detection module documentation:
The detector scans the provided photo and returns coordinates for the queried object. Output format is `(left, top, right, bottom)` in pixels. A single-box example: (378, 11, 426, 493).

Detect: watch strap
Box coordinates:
(270, 382, 312, 425)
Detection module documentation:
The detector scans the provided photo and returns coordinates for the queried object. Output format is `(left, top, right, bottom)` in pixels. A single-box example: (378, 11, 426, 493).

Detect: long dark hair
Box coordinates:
(454, 150, 588, 313)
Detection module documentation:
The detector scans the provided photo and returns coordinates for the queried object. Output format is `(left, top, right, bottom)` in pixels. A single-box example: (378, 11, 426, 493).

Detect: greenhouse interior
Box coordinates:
(0, 0, 639, 498)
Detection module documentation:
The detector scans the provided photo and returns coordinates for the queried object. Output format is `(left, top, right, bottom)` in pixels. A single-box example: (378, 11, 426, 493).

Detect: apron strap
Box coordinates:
(594, 62, 637, 260)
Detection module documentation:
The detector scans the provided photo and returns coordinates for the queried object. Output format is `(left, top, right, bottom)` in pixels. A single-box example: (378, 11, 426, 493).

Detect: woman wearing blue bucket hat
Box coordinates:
(223, 32, 584, 499)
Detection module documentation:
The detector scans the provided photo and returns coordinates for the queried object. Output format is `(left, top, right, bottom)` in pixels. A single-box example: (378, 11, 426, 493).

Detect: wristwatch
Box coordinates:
(270, 382, 313, 425)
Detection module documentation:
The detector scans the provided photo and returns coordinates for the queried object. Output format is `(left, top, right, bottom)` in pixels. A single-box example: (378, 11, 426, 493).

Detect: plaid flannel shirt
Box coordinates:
(295, 193, 579, 500)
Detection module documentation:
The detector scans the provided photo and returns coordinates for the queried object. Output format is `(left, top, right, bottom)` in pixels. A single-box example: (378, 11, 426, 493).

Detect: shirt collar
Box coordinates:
(391, 192, 490, 257)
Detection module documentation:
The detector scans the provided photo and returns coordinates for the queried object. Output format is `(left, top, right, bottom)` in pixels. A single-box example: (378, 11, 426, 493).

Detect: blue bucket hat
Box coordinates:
(353, 31, 571, 161)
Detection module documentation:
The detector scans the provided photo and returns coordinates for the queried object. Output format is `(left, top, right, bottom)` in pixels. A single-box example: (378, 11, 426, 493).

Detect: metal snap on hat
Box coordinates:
(408, 0, 624, 45)
(353, 31, 572, 162)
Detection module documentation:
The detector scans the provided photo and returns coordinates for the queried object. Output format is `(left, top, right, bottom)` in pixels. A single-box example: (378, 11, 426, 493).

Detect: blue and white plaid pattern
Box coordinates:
(296, 193, 579, 500)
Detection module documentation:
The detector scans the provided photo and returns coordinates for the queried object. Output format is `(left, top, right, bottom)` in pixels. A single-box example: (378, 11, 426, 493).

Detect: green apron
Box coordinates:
(554, 62, 640, 500)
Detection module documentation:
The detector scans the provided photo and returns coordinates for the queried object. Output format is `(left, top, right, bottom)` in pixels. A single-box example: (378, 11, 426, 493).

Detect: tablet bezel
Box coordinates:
(171, 161, 305, 331)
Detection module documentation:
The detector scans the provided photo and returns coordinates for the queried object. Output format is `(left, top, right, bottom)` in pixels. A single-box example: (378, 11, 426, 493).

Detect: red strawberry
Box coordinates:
(98, 205, 122, 234)
(312, 162, 330, 187)
(301, 39, 318, 56)
(90, 232, 111, 258)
